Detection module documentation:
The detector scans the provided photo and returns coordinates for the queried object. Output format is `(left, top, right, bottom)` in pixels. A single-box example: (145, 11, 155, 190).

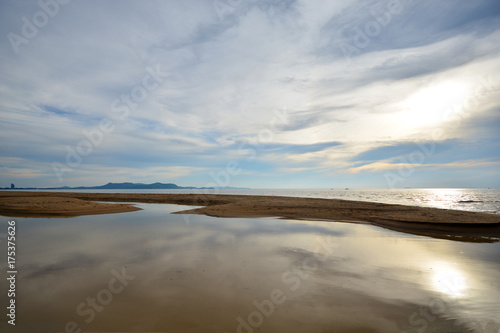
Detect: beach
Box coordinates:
(1, 191, 499, 240)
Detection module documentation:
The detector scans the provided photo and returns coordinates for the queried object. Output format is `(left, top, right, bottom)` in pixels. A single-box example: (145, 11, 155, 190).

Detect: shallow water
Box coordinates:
(1, 203, 499, 332)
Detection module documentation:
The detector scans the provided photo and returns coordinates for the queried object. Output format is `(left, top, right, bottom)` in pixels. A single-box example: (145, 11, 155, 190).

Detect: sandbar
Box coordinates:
(1, 191, 499, 239)
(0, 195, 141, 217)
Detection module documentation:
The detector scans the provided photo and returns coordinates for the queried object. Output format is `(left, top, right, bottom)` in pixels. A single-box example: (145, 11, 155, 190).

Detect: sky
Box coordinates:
(0, 0, 499, 189)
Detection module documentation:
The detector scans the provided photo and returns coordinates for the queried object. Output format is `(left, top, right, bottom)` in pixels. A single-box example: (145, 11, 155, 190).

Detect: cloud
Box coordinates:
(352, 140, 456, 163)
(0, 0, 499, 188)
(348, 159, 500, 174)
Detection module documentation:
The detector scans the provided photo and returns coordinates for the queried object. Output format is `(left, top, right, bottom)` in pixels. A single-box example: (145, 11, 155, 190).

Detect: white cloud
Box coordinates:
(0, 0, 499, 187)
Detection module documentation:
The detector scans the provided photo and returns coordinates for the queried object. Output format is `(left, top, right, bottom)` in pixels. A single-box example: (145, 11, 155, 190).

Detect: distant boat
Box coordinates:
(345, 188, 349, 190)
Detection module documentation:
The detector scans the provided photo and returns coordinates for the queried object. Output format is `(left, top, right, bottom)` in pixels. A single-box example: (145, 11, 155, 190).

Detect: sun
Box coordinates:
(399, 81, 469, 128)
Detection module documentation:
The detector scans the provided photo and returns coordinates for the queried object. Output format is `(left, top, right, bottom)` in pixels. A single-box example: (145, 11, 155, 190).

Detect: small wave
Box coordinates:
(458, 200, 484, 203)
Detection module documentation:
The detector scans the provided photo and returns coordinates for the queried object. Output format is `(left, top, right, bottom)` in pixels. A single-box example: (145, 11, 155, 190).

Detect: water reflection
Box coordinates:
(419, 188, 472, 210)
(0, 203, 499, 332)
(431, 261, 468, 298)
(418, 188, 500, 213)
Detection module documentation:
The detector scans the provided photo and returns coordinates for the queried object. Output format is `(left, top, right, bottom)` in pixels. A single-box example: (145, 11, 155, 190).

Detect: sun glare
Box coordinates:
(400, 81, 469, 128)
(431, 262, 467, 298)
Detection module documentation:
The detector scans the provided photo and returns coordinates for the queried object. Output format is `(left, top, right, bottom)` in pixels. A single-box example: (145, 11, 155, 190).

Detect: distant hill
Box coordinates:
(77, 182, 185, 189)
(2, 182, 247, 190)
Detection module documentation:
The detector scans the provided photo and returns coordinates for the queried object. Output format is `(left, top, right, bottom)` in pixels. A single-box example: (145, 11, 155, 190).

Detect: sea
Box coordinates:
(30, 187, 500, 215)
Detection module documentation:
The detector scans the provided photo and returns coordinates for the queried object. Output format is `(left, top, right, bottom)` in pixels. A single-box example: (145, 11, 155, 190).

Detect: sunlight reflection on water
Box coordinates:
(431, 260, 468, 298)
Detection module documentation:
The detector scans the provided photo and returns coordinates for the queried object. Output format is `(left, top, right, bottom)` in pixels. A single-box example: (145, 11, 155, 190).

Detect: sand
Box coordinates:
(0, 195, 141, 217)
(1, 191, 499, 239)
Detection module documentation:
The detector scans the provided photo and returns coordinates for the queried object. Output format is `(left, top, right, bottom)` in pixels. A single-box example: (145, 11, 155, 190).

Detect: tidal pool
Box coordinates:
(1, 203, 499, 332)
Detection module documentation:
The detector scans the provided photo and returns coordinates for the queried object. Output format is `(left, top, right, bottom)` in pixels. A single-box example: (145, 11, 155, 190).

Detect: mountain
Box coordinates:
(48, 182, 245, 190)
(2, 182, 248, 190)
(82, 182, 184, 189)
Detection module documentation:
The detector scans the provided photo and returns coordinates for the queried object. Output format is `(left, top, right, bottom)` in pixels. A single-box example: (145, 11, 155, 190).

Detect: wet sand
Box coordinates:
(1, 191, 500, 239)
(0, 195, 141, 217)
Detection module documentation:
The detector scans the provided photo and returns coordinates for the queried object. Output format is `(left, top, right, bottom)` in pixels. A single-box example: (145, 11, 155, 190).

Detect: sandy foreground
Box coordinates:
(1, 191, 500, 238)
(0, 195, 141, 217)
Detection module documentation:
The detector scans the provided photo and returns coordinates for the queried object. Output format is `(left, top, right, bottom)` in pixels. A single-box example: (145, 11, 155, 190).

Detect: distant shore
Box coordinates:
(1, 191, 499, 240)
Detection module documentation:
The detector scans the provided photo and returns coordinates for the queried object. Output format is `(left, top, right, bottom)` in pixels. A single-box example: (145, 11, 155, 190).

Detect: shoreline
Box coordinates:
(1, 191, 500, 240)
